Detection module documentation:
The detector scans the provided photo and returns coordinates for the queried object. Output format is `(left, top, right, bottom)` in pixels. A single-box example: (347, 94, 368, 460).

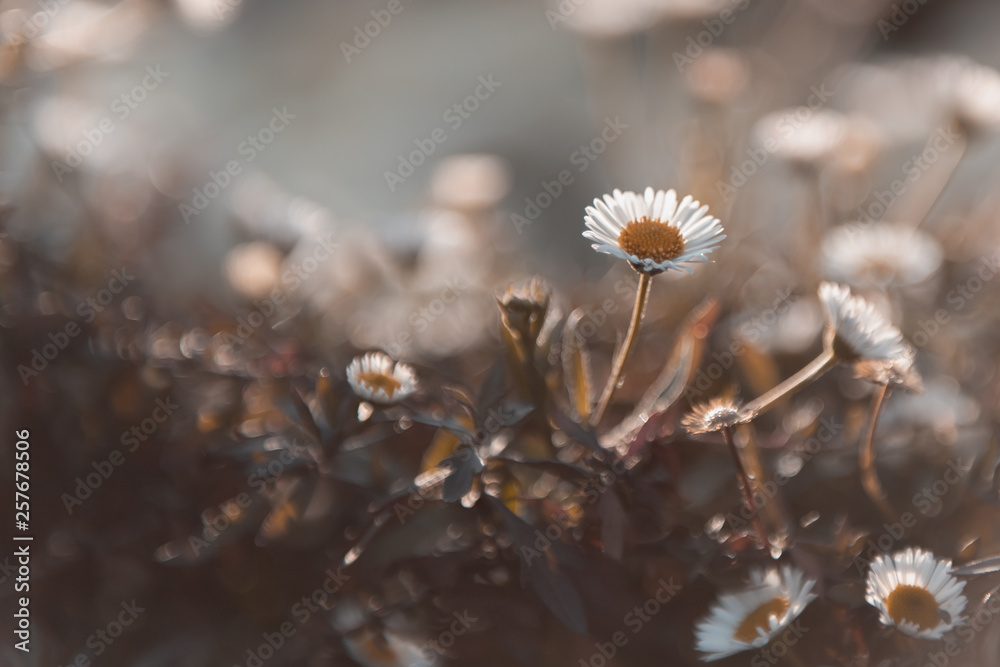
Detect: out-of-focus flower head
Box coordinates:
(684, 48, 749, 106)
(822, 223, 943, 289)
(754, 108, 847, 167)
(430, 154, 511, 211)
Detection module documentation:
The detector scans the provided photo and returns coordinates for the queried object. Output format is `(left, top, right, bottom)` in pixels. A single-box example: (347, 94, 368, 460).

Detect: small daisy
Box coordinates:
(583, 187, 726, 275)
(822, 223, 943, 288)
(866, 547, 967, 639)
(818, 282, 912, 363)
(346, 352, 417, 404)
(683, 399, 755, 435)
(695, 566, 818, 661)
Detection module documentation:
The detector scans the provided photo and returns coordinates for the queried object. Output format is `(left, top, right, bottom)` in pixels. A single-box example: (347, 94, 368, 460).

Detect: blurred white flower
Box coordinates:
(225, 241, 284, 300)
(927, 55, 1000, 132)
(684, 48, 749, 106)
(754, 108, 847, 166)
(558, 0, 665, 37)
(27, 0, 153, 71)
(174, 0, 243, 31)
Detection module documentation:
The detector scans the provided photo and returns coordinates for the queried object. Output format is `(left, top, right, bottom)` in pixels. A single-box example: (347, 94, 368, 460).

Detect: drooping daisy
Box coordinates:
(583, 187, 726, 275)
(695, 566, 818, 661)
(822, 223, 943, 288)
(346, 352, 417, 404)
(818, 282, 912, 364)
(866, 547, 967, 639)
(683, 399, 754, 435)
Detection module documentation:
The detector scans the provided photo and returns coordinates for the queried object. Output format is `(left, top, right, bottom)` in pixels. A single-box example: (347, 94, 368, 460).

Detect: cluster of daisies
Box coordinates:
(696, 549, 968, 660)
(341, 187, 972, 661)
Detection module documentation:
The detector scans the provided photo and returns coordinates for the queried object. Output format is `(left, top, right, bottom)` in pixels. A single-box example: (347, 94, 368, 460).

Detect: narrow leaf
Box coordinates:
(562, 308, 594, 423)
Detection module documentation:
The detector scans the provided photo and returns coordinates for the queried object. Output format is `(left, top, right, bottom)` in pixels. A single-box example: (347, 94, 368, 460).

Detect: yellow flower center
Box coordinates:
(617, 218, 685, 263)
(357, 372, 402, 399)
(734, 596, 790, 643)
(886, 585, 940, 632)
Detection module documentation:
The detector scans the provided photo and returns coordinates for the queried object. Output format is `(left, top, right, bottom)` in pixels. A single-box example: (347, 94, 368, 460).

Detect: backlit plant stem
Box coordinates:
(741, 348, 838, 418)
(591, 272, 652, 426)
(859, 383, 897, 522)
(722, 425, 771, 553)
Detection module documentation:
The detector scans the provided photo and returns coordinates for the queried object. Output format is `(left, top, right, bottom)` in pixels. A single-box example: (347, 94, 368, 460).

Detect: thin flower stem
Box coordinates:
(859, 383, 897, 522)
(915, 122, 968, 230)
(722, 426, 771, 553)
(741, 348, 838, 418)
(591, 271, 652, 427)
(741, 425, 791, 548)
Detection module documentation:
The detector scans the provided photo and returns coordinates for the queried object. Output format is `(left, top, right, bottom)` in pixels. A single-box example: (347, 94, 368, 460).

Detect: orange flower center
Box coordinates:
(886, 585, 940, 631)
(734, 596, 790, 643)
(357, 372, 402, 399)
(617, 218, 685, 263)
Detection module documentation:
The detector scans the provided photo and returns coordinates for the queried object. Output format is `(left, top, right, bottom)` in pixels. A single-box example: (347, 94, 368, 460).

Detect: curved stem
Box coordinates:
(722, 425, 771, 553)
(741, 348, 838, 418)
(860, 383, 896, 522)
(591, 272, 652, 427)
(915, 122, 968, 230)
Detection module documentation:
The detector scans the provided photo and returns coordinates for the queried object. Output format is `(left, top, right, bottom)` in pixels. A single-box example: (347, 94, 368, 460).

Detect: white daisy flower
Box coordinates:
(818, 282, 912, 363)
(346, 352, 418, 404)
(866, 547, 967, 639)
(822, 223, 943, 288)
(583, 187, 726, 275)
(695, 566, 818, 661)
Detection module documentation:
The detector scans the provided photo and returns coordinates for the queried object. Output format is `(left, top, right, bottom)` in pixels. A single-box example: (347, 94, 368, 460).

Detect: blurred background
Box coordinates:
(4, 0, 1000, 665)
